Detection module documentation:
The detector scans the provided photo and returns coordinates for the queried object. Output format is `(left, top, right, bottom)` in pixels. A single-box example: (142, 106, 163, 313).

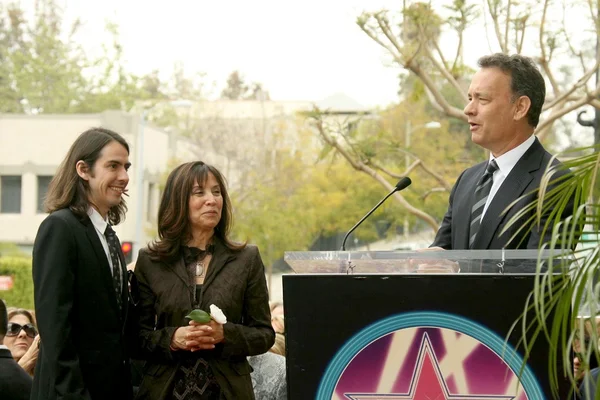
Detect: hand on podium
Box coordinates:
(411, 247, 460, 273)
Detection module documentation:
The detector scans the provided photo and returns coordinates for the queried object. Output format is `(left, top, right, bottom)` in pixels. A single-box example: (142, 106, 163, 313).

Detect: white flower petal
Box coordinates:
(210, 304, 227, 324)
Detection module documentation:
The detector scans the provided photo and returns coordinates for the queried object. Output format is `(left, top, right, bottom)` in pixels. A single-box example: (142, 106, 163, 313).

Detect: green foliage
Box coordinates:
(0, 243, 28, 258)
(0, 257, 34, 309)
(221, 70, 270, 101)
(0, 0, 195, 115)
(230, 128, 401, 270)
(507, 146, 600, 397)
(357, 99, 479, 225)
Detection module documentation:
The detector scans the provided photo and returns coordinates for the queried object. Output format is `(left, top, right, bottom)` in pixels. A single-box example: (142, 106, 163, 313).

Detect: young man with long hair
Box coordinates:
(31, 127, 134, 400)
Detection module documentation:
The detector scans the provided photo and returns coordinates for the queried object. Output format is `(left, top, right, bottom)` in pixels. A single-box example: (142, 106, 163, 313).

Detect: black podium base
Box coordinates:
(283, 274, 569, 400)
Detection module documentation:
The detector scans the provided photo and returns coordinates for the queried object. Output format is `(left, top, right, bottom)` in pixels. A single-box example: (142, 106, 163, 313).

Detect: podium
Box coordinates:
(282, 250, 571, 400)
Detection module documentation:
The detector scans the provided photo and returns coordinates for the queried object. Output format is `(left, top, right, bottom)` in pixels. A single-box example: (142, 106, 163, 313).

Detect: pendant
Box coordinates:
(195, 261, 204, 277)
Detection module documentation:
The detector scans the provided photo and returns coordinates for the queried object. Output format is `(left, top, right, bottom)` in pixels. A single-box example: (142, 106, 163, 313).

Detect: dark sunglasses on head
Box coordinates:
(6, 322, 37, 338)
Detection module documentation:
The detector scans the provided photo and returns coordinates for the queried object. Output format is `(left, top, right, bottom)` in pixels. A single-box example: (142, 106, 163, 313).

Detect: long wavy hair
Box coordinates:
(44, 127, 129, 225)
(147, 161, 246, 263)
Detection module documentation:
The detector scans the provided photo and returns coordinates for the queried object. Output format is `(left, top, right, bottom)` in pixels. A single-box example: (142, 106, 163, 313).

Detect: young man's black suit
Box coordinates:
(31, 208, 132, 400)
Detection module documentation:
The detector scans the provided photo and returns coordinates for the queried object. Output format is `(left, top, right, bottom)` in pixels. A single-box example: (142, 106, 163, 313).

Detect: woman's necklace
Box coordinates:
(195, 259, 206, 277)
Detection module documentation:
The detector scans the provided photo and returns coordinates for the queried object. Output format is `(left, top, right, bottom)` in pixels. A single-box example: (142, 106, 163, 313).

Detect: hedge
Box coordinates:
(0, 256, 34, 309)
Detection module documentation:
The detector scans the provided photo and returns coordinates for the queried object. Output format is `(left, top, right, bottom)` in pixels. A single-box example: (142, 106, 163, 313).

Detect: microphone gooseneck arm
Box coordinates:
(341, 190, 397, 251)
(340, 177, 412, 251)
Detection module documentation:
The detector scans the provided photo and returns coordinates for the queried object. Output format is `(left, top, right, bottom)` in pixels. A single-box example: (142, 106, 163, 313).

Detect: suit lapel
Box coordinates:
(82, 217, 121, 317)
(455, 163, 487, 249)
(170, 256, 191, 290)
(203, 238, 236, 291)
(473, 139, 544, 249)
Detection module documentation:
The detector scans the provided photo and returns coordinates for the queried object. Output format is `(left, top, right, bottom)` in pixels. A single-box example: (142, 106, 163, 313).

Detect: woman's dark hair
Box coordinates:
(147, 161, 245, 262)
(44, 127, 129, 225)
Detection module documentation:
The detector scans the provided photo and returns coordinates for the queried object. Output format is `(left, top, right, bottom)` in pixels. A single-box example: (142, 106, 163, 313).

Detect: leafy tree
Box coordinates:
(0, 0, 170, 114)
(221, 70, 270, 100)
(357, 0, 600, 143)
(313, 91, 479, 233)
(230, 126, 407, 269)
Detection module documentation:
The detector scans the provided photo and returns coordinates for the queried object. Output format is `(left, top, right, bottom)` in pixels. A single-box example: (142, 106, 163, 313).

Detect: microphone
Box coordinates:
(341, 177, 412, 251)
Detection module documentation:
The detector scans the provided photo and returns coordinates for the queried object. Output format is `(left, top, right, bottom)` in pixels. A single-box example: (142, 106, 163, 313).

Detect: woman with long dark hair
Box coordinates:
(134, 161, 274, 399)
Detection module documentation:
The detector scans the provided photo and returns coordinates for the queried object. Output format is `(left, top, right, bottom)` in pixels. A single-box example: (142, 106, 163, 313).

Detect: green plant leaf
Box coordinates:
(185, 309, 211, 323)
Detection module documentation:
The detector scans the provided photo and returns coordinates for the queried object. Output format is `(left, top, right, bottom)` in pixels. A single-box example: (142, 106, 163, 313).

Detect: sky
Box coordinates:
(15, 0, 595, 130)
(49, 0, 486, 109)
(59, 0, 404, 107)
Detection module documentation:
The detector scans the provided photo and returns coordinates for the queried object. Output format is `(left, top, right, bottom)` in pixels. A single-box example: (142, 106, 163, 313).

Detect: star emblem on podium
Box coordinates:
(345, 333, 515, 400)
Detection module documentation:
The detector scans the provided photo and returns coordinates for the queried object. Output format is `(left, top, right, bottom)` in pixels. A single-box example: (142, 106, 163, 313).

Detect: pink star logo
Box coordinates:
(345, 333, 515, 400)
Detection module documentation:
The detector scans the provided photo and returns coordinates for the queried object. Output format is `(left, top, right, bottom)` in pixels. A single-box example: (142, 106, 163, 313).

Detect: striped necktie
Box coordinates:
(469, 160, 499, 248)
(104, 225, 123, 311)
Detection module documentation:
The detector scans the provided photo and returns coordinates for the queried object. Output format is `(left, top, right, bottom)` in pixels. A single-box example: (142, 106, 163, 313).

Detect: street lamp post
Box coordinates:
(133, 100, 193, 258)
(403, 120, 441, 238)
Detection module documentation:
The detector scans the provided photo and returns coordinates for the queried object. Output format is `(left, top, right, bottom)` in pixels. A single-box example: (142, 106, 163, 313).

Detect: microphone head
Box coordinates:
(395, 177, 412, 191)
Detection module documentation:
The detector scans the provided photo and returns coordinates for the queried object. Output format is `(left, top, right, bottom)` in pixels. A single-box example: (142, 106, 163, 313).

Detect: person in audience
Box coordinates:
(579, 367, 600, 399)
(270, 301, 284, 319)
(134, 161, 274, 399)
(5, 308, 37, 362)
(0, 300, 32, 400)
(272, 314, 285, 335)
(5, 308, 39, 376)
(248, 326, 287, 399)
(270, 333, 286, 357)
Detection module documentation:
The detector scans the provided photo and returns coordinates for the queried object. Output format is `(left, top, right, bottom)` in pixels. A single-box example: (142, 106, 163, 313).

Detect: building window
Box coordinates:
(1, 176, 22, 213)
(37, 176, 53, 213)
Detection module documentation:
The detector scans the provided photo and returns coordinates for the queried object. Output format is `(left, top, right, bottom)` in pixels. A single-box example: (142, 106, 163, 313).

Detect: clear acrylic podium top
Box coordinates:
(284, 249, 572, 274)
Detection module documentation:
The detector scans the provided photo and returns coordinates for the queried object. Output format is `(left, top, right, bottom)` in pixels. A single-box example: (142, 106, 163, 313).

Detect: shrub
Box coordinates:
(0, 257, 34, 309)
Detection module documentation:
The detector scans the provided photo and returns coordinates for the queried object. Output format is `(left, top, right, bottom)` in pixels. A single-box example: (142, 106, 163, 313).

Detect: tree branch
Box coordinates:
(409, 62, 467, 120)
(313, 113, 440, 232)
(431, 39, 450, 72)
(504, 0, 512, 53)
(543, 60, 600, 111)
(452, 30, 463, 73)
(539, 0, 560, 96)
(421, 187, 447, 200)
(359, 14, 466, 121)
(374, 13, 408, 59)
(487, 0, 507, 53)
(536, 86, 600, 140)
(416, 159, 453, 191)
(424, 45, 468, 103)
(561, 3, 586, 73)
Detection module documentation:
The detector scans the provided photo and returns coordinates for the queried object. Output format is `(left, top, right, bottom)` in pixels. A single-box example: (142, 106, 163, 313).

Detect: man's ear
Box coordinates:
(76, 160, 90, 180)
(514, 95, 531, 122)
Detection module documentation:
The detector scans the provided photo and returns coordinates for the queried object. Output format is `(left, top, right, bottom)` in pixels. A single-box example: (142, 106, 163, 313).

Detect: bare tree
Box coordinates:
(357, 0, 600, 142)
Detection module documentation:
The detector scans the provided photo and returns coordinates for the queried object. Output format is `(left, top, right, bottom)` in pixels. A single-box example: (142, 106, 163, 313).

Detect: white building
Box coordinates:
(0, 93, 372, 258)
(0, 111, 215, 256)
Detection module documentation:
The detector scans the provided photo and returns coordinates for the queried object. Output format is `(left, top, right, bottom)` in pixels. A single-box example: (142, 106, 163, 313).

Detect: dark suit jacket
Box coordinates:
(31, 208, 133, 400)
(0, 347, 32, 400)
(579, 367, 600, 399)
(133, 238, 275, 400)
(432, 138, 574, 249)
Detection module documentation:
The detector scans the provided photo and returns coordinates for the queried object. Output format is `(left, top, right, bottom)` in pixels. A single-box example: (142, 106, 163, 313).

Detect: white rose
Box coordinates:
(210, 304, 227, 324)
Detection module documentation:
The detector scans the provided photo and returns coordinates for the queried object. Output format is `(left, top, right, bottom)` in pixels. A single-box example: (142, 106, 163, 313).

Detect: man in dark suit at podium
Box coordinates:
(0, 299, 32, 400)
(431, 53, 575, 250)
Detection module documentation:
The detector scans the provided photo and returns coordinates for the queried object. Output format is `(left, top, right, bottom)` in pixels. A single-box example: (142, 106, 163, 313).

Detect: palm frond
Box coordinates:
(508, 145, 600, 397)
